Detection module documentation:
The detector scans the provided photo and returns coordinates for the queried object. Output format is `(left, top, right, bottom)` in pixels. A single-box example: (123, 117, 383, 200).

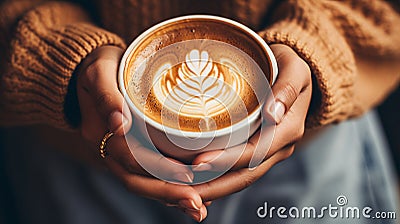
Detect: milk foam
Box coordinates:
(152, 49, 244, 119)
(127, 39, 266, 131)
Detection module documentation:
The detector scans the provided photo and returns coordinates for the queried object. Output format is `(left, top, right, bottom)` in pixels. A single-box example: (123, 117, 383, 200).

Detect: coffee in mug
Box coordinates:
(119, 15, 277, 162)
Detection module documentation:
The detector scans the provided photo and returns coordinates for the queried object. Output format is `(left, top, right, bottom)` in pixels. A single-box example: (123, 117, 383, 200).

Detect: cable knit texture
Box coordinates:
(0, 0, 399, 129)
(0, 1, 126, 129)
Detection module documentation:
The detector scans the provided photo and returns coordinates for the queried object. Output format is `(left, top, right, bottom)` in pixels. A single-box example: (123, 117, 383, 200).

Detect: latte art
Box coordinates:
(126, 39, 265, 132)
(153, 50, 244, 120)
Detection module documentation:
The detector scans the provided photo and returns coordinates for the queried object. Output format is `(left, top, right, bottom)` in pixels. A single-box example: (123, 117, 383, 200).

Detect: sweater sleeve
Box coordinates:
(0, 1, 126, 129)
(258, 0, 400, 128)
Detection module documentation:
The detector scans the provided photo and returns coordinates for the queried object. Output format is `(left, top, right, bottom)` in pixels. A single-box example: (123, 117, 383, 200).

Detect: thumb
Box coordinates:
(264, 44, 311, 124)
(79, 46, 132, 135)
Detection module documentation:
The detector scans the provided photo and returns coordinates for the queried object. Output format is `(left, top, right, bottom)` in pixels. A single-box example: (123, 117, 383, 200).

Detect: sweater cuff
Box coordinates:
(1, 23, 126, 129)
(259, 20, 360, 128)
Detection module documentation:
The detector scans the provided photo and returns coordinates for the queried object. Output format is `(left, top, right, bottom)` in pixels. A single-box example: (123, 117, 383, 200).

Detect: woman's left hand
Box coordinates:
(191, 44, 313, 201)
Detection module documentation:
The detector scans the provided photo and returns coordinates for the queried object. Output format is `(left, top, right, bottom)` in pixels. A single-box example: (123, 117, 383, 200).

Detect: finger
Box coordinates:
(193, 145, 295, 202)
(79, 46, 132, 136)
(263, 44, 311, 124)
(192, 88, 310, 172)
(78, 82, 108, 142)
(267, 83, 311, 153)
(105, 157, 203, 211)
(192, 45, 311, 171)
(204, 201, 213, 206)
(183, 204, 208, 222)
(78, 95, 194, 184)
(192, 125, 274, 172)
(107, 134, 194, 183)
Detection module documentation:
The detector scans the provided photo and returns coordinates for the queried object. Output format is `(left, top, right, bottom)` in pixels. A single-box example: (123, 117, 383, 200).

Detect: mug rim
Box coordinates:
(118, 14, 278, 138)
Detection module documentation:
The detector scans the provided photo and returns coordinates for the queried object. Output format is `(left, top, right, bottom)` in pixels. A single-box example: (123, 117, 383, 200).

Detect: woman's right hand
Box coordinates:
(75, 46, 207, 222)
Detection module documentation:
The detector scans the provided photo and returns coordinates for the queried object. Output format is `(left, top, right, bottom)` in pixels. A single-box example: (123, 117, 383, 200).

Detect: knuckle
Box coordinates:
(284, 146, 295, 159)
(81, 58, 115, 86)
(293, 56, 310, 72)
(82, 61, 102, 84)
(278, 145, 294, 162)
(296, 124, 305, 139)
(95, 92, 114, 111)
(292, 127, 304, 143)
(86, 58, 114, 73)
(96, 56, 116, 64)
(300, 59, 311, 76)
(281, 82, 299, 102)
(241, 173, 257, 189)
(290, 120, 305, 143)
(285, 50, 309, 70)
(292, 57, 311, 85)
(275, 146, 295, 164)
(243, 177, 254, 189)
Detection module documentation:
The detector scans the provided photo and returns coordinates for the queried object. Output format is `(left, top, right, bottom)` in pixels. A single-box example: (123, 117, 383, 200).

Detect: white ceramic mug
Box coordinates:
(119, 15, 278, 162)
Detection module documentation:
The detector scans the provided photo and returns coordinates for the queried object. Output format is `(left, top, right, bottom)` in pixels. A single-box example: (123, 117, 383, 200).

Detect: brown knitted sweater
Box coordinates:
(1, 0, 399, 130)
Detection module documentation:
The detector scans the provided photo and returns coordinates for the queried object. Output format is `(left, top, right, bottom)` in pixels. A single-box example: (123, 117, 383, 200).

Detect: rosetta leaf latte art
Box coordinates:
(152, 49, 243, 120)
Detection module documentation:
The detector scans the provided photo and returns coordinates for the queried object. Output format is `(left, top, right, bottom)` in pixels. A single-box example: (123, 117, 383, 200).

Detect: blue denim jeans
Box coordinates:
(1, 111, 398, 224)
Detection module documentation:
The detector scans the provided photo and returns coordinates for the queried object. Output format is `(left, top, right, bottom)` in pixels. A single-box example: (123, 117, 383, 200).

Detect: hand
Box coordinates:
(191, 44, 312, 201)
(75, 46, 208, 221)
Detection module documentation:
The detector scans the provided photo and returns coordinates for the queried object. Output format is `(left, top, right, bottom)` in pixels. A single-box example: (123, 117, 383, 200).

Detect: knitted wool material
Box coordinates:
(0, 0, 399, 129)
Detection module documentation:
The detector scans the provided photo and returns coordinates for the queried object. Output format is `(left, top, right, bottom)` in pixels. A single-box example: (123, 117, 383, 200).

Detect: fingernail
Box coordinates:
(109, 111, 128, 134)
(200, 206, 207, 222)
(172, 173, 193, 183)
(199, 211, 203, 222)
(185, 210, 202, 222)
(192, 163, 212, 172)
(179, 199, 200, 211)
(269, 101, 285, 123)
(248, 166, 258, 171)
